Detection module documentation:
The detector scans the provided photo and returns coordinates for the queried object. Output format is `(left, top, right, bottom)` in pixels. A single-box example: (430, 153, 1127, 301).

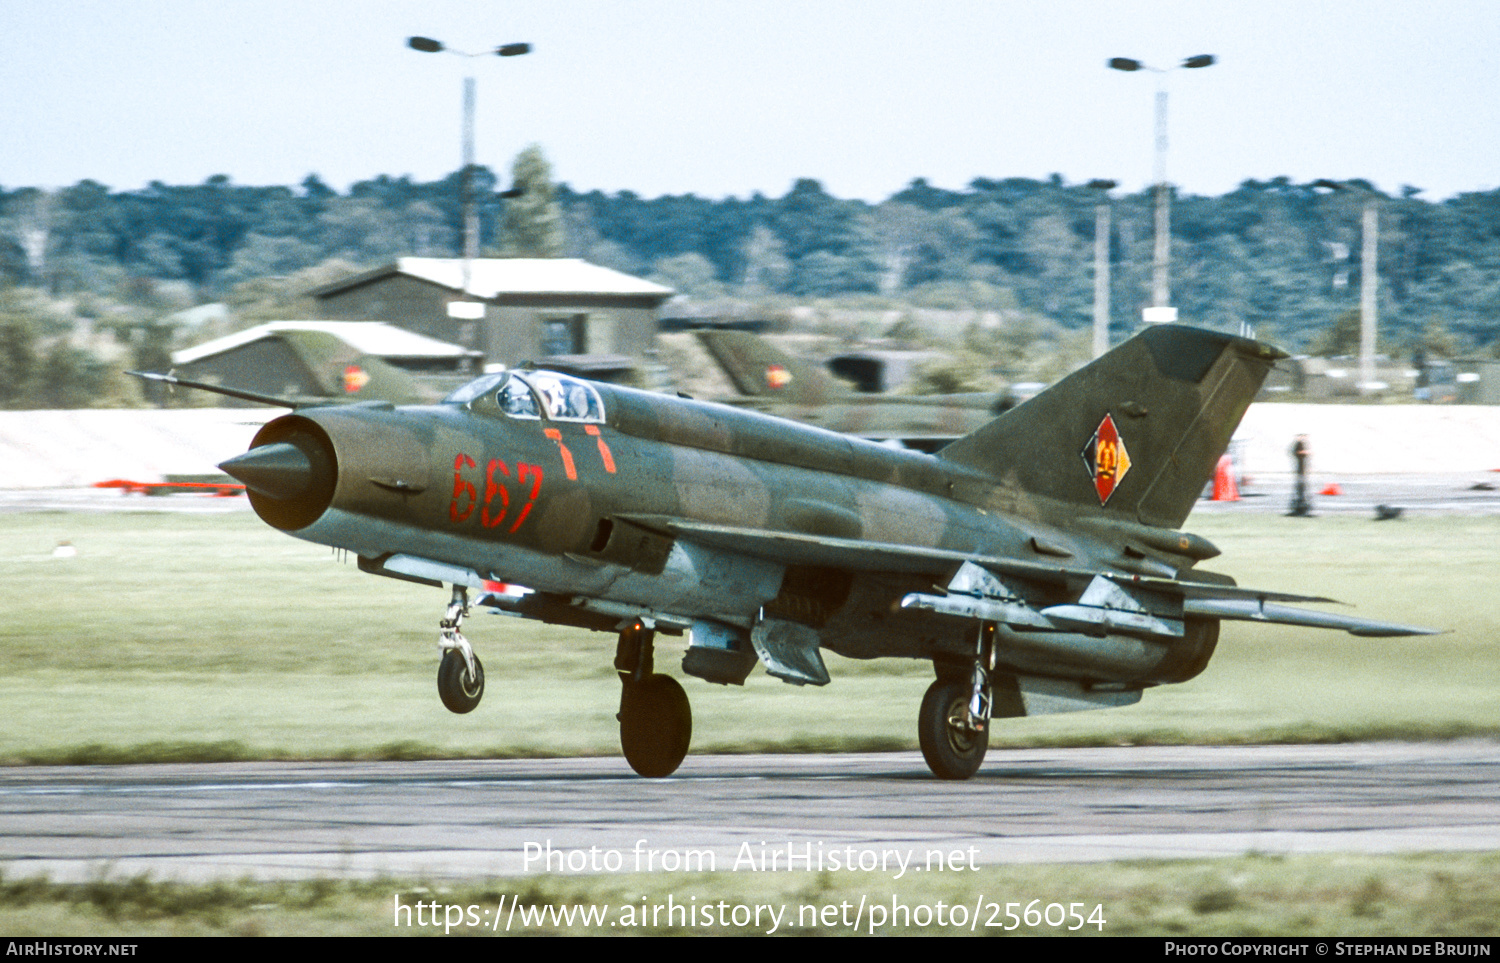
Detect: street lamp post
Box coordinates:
(1359, 201, 1379, 394)
(407, 36, 532, 295)
(1313, 179, 1382, 395)
(1086, 179, 1117, 358)
(1108, 54, 1215, 326)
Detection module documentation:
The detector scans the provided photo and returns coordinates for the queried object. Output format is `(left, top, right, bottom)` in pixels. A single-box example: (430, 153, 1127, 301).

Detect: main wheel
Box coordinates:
(918, 679, 988, 780)
(619, 674, 692, 778)
(438, 650, 485, 714)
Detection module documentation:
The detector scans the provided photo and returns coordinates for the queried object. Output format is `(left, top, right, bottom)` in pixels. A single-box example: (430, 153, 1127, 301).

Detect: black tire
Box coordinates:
(438, 650, 484, 714)
(918, 679, 988, 780)
(619, 674, 692, 778)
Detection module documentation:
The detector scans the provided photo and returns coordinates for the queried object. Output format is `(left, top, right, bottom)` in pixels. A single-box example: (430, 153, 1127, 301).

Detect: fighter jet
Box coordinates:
(689, 328, 1009, 451)
(206, 325, 1434, 780)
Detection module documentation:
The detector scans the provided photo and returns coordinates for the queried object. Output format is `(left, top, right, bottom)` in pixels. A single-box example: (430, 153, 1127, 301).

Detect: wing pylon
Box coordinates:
(901, 560, 1439, 640)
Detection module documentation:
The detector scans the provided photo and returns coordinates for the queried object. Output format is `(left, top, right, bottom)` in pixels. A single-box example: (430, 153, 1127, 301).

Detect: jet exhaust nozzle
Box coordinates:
(220, 442, 314, 500)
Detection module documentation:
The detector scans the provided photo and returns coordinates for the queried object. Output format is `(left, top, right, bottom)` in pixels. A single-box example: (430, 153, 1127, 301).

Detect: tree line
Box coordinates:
(1, 149, 1498, 407)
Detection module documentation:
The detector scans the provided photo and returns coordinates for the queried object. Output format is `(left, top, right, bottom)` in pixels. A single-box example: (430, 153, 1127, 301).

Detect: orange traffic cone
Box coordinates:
(1212, 454, 1239, 501)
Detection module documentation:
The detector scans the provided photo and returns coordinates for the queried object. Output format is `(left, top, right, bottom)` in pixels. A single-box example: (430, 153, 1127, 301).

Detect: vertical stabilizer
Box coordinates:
(937, 326, 1285, 529)
(694, 329, 844, 405)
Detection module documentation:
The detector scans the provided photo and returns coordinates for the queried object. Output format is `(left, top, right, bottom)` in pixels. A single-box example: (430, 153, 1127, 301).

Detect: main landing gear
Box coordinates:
(918, 624, 995, 780)
(437, 586, 484, 714)
(614, 621, 692, 778)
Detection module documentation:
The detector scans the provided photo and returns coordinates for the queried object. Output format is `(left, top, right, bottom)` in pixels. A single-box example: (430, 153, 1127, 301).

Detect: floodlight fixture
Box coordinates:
(1107, 53, 1217, 317)
(407, 32, 535, 307)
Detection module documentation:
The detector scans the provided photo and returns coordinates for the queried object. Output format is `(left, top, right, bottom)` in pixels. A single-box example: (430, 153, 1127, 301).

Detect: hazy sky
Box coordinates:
(5, 1, 1499, 201)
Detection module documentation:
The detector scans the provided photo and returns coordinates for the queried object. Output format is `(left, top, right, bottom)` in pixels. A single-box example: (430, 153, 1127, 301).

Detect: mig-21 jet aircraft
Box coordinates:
(151, 325, 1434, 779)
(689, 327, 1009, 451)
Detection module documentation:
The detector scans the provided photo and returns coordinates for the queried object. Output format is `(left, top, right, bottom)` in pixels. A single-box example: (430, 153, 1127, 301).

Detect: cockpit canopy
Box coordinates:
(444, 370, 605, 423)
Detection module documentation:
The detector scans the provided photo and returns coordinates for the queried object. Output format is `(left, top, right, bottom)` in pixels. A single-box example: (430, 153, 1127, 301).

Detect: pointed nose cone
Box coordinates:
(220, 442, 313, 500)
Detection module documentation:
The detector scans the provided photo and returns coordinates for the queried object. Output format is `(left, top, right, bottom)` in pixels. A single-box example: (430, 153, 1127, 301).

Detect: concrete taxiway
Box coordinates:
(1, 742, 1496, 882)
(1194, 472, 1500, 516)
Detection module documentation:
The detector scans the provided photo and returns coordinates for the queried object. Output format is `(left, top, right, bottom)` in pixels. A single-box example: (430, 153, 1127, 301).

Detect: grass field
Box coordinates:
(2, 507, 1497, 937)
(1, 853, 1496, 936)
(0, 509, 1496, 763)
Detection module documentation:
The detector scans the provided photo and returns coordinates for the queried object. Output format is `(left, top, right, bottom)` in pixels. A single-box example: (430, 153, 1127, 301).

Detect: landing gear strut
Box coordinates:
(918, 623, 994, 780)
(437, 585, 484, 714)
(614, 621, 691, 778)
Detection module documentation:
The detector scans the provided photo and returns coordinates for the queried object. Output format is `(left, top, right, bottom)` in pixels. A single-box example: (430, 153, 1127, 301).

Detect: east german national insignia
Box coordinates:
(342, 364, 370, 394)
(1081, 413, 1132, 505)
(765, 364, 793, 390)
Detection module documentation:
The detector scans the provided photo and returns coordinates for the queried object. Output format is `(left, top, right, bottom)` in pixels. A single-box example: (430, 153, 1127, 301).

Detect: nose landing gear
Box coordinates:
(437, 586, 484, 714)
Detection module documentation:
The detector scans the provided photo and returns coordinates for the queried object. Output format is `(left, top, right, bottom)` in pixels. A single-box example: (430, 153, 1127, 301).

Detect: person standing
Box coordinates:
(1288, 434, 1313, 516)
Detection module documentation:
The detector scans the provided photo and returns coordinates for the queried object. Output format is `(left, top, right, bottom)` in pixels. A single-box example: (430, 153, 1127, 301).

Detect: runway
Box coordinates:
(2, 742, 1496, 882)
(1194, 472, 1500, 516)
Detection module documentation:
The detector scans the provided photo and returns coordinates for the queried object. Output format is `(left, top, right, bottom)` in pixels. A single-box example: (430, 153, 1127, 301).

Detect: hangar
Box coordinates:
(308, 257, 675, 371)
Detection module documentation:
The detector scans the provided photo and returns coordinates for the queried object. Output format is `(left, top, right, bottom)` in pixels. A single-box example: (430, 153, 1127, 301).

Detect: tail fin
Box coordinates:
(693, 329, 845, 404)
(938, 326, 1285, 529)
(274, 330, 435, 404)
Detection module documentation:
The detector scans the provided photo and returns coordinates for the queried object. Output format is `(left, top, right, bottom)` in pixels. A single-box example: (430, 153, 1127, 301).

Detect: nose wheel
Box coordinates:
(438, 649, 485, 714)
(615, 622, 692, 778)
(436, 585, 484, 714)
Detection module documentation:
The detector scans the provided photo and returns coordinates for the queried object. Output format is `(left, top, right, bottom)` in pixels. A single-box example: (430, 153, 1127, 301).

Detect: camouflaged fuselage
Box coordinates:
(243, 379, 1143, 669)
(218, 324, 1436, 748)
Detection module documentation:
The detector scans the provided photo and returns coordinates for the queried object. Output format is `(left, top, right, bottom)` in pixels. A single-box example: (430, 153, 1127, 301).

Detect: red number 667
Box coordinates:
(449, 453, 543, 532)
